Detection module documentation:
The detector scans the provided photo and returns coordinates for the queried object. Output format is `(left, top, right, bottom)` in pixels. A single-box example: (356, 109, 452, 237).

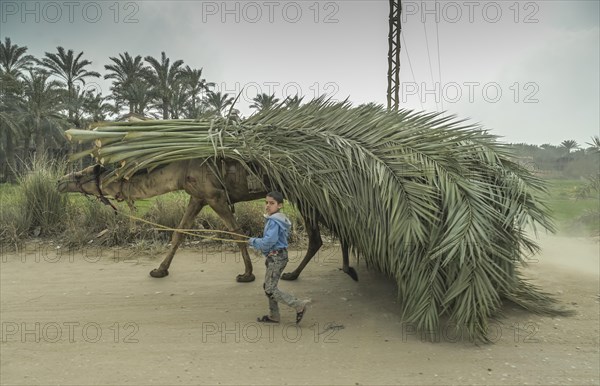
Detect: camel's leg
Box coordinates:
(149, 196, 205, 278)
(340, 239, 358, 281)
(281, 216, 323, 281)
(281, 219, 359, 281)
(206, 196, 255, 283)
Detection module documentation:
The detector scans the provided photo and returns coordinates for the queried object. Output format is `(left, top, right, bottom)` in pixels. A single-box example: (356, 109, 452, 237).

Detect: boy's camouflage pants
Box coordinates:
(263, 249, 303, 320)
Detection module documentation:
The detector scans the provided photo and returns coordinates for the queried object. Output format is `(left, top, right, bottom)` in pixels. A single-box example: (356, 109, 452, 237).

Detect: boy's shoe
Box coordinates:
(296, 299, 311, 324)
(257, 315, 279, 323)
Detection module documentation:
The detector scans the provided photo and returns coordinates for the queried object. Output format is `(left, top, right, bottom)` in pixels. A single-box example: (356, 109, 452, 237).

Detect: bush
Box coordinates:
(0, 189, 29, 248)
(62, 199, 140, 248)
(15, 155, 69, 237)
(140, 193, 188, 242)
(233, 202, 267, 237)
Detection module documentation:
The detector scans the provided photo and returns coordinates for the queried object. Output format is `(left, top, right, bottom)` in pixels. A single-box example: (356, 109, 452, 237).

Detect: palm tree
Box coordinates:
(83, 91, 114, 123)
(586, 135, 600, 153)
(575, 136, 600, 199)
(0, 38, 35, 179)
(38, 47, 101, 121)
(560, 139, 579, 154)
(180, 66, 213, 118)
(203, 91, 234, 117)
(20, 70, 67, 156)
(168, 81, 189, 119)
(144, 52, 184, 119)
(0, 37, 34, 80)
(70, 86, 114, 126)
(116, 78, 155, 117)
(249, 93, 280, 112)
(104, 52, 150, 115)
(0, 107, 22, 181)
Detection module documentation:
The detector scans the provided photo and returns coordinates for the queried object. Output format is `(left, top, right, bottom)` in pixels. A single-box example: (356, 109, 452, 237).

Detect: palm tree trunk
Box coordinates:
(21, 129, 32, 162)
(162, 99, 169, 119)
(67, 88, 74, 121)
(34, 127, 46, 157)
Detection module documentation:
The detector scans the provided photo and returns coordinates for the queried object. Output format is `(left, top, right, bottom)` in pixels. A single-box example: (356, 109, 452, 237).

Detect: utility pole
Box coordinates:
(387, 0, 402, 111)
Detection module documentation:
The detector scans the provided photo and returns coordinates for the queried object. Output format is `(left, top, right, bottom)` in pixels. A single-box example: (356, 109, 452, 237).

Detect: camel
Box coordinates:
(57, 159, 358, 282)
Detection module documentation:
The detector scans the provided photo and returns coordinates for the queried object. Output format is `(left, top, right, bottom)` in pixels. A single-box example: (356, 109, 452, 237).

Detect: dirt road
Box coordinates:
(1, 234, 598, 385)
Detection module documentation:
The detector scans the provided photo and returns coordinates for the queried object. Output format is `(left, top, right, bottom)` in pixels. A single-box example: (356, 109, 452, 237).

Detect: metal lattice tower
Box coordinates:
(387, 0, 402, 111)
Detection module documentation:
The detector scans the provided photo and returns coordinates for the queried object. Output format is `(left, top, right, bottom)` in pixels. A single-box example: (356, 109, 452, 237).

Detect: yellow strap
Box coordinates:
(149, 228, 246, 243)
(123, 212, 250, 243)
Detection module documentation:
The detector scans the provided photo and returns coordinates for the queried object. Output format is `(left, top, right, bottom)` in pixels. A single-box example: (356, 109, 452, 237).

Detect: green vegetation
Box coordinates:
(546, 179, 599, 235)
(0, 155, 69, 247)
(0, 173, 304, 250)
(510, 140, 598, 179)
(510, 138, 599, 236)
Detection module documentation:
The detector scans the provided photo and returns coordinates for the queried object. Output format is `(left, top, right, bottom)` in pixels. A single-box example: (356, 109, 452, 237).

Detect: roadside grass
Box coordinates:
(545, 179, 599, 236)
(0, 186, 28, 249)
(0, 156, 70, 246)
(0, 180, 307, 250)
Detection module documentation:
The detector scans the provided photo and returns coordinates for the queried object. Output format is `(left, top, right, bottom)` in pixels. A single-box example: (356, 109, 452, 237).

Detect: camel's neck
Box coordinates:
(102, 162, 187, 200)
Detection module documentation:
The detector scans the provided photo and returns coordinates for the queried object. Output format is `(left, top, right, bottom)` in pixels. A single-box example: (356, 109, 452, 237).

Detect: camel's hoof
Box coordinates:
(150, 269, 169, 278)
(236, 273, 255, 282)
(281, 272, 299, 281)
(343, 267, 359, 282)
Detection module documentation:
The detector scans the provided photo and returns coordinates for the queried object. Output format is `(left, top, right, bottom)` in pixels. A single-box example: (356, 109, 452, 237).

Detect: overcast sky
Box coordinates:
(2, 0, 599, 145)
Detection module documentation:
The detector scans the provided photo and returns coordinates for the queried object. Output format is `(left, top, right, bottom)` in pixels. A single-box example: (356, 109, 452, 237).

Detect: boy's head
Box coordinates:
(265, 191, 284, 215)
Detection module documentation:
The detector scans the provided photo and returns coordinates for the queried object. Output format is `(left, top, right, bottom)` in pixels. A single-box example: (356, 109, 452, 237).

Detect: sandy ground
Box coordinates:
(1, 234, 598, 386)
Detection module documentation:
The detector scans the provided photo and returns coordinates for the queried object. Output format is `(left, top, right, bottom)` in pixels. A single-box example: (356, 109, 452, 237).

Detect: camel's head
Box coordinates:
(57, 164, 106, 195)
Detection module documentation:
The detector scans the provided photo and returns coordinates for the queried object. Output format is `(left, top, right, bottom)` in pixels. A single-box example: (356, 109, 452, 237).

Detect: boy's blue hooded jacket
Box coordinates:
(248, 212, 291, 255)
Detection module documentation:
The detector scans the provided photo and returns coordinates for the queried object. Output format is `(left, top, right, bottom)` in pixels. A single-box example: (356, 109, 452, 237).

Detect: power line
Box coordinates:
(401, 33, 424, 111)
(422, 18, 438, 112)
(435, 9, 444, 115)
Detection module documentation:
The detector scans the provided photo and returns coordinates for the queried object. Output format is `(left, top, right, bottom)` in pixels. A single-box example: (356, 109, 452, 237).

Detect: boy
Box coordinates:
(248, 191, 309, 324)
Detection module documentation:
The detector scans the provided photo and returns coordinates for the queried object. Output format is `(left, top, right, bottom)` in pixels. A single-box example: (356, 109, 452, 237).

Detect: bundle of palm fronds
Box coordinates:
(66, 98, 568, 341)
